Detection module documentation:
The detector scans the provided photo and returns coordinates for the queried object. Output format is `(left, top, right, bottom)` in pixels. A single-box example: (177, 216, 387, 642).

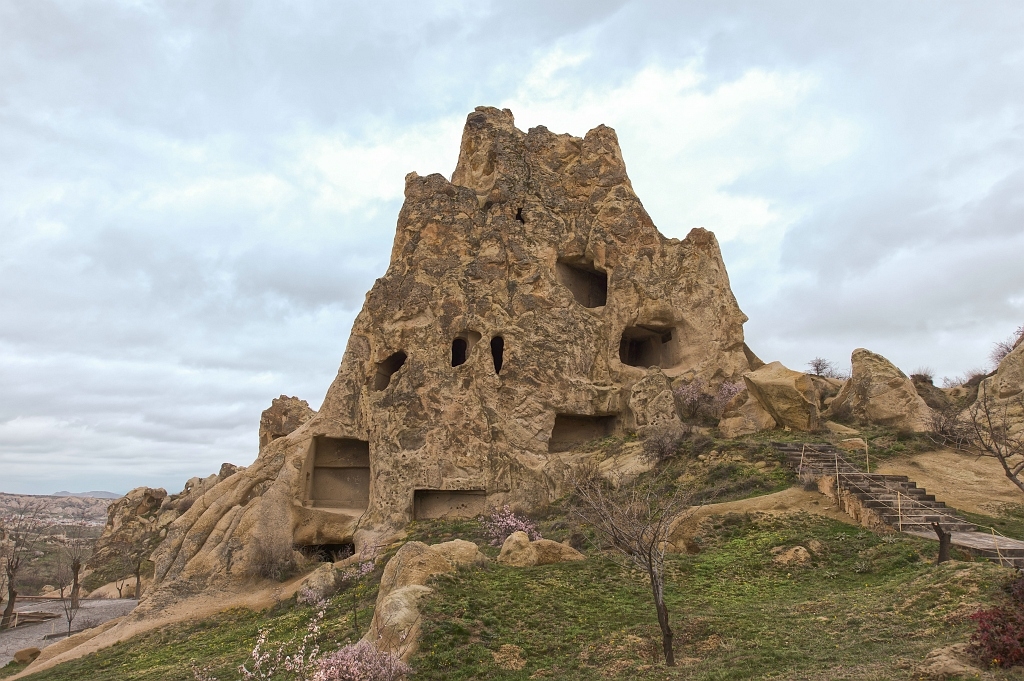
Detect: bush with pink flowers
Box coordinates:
(482, 505, 540, 546)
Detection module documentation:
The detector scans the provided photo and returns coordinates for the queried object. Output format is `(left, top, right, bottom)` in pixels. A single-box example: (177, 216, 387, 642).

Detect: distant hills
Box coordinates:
(52, 490, 122, 499)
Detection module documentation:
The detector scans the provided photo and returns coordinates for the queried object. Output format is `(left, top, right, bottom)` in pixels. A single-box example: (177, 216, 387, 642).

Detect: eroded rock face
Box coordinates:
(150, 106, 754, 594)
(743, 362, 820, 431)
(828, 349, 932, 432)
(259, 396, 316, 449)
(85, 487, 167, 581)
(972, 340, 1024, 438)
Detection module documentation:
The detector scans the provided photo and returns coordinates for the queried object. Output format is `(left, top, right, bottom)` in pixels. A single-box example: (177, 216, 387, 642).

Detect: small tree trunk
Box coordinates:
(71, 558, 81, 610)
(648, 570, 675, 666)
(1, 583, 17, 630)
(134, 561, 142, 600)
(932, 522, 951, 564)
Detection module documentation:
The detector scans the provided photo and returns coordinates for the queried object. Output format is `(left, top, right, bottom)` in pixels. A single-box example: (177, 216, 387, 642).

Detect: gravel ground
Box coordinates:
(0, 599, 137, 666)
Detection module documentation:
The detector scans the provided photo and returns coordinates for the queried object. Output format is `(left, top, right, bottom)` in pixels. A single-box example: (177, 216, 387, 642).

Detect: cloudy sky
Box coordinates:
(1, 1, 1022, 495)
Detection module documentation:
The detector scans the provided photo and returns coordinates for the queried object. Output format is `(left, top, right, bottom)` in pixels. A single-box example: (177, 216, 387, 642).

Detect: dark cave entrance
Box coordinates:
(556, 259, 608, 308)
(373, 351, 407, 390)
(548, 413, 618, 453)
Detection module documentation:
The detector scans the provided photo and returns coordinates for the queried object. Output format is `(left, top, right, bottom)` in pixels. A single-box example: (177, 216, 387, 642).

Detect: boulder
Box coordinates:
(362, 540, 486, 660)
(915, 643, 981, 680)
(770, 545, 811, 566)
(992, 341, 1024, 399)
(718, 390, 777, 438)
(297, 563, 340, 604)
(828, 349, 933, 432)
(497, 531, 585, 567)
(743, 362, 820, 431)
(148, 106, 756, 599)
(14, 648, 41, 664)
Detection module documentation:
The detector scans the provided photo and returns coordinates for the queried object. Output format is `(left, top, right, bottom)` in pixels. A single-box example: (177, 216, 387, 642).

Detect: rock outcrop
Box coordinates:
(827, 349, 933, 432)
(85, 487, 168, 585)
(363, 540, 485, 659)
(742, 362, 821, 431)
(972, 340, 1024, 438)
(496, 531, 586, 567)
(259, 396, 316, 449)
(149, 106, 756, 595)
(717, 390, 776, 438)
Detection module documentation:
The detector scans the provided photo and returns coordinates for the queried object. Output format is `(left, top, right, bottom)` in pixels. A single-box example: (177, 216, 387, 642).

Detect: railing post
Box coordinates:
(897, 490, 902, 532)
(835, 452, 841, 510)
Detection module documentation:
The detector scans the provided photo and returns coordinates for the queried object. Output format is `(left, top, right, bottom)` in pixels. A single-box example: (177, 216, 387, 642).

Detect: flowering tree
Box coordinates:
(482, 505, 540, 546)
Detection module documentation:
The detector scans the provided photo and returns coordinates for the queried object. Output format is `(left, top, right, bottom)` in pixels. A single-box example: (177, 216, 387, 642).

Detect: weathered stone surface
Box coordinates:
(915, 643, 981, 680)
(911, 376, 952, 410)
(85, 487, 167, 581)
(13, 647, 41, 664)
(149, 106, 755, 595)
(971, 340, 1024, 439)
(497, 531, 585, 567)
(992, 341, 1024, 399)
(362, 540, 485, 659)
(259, 395, 316, 449)
(828, 349, 933, 432)
(743, 362, 820, 431)
(770, 545, 810, 566)
(297, 563, 339, 604)
(628, 369, 681, 430)
(718, 390, 777, 438)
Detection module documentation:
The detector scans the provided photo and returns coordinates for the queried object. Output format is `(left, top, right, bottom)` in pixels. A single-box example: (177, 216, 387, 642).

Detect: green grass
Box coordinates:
(413, 512, 1011, 680)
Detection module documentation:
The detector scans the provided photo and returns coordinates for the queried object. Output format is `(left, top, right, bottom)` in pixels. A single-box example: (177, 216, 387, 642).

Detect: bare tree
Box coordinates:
(807, 357, 836, 377)
(58, 514, 93, 613)
(1, 500, 46, 629)
(569, 467, 696, 667)
(54, 556, 79, 636)
(115, 538, 148, 600)
(933, 382, 1024, 494)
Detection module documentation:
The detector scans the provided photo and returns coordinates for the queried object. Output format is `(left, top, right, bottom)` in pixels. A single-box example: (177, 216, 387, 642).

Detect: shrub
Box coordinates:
(971, 574, 1024, 668)
(641, 422, 691, 461)
(313, 641, 411, 681)
(249, 537, 295, 582)
(675, 379, 741, 422)
(991, 325, 1024, 367)
(482, 505, 539, 546)
(910, 367, 934, 384)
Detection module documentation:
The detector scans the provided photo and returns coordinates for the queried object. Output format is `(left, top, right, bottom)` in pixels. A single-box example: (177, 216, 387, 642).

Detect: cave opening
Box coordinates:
(296, 542, 354, 563)
(309, 437, 371, 510)
(413, 490, 487, 520)
(548, 413, 618, 453)
(491, 336, 504, 374)
(556, 259, 608, 308)
(373, 351, 407, 390)
(618, 325, 680, 369)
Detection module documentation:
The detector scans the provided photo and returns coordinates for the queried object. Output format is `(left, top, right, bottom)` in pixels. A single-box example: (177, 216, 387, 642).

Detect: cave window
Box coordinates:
(373, 351, 407, 390)
(618, 326, 680, 369)
(515, 207, 525, 223)
(413, 490, 487, 520)
(451, 338, 467, 367)
(491, 336, 504, 374)
(548, 414, 618, 453)
(296, 543, 354, 562)
(309, 437, 370, 510)
(555, 259, 607, 308)
(451, 331, 481, 368)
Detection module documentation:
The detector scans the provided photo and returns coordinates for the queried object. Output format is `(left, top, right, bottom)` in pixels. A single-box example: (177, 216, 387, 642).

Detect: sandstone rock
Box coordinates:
(915, 643, 981, 680)
(824, 421, 859, 435)
(84, 487, 167, 584)
(837, 438, 868, 453)
(770, 545, 811, 566)
(13, 647, 41, 664)
(828, 349, 933, 432)
(149, 106, 755, 596)
(259, 395, 316, 449)
(363, 540, 486, 660)
(628, 369, 681, 430)
(718, 390, 777, 438)
(297, 563, 339, 604)
(743, 362, 820, 431)
(992, 340, 1024, 399)
(970, 341, 1024, 439)
(912, 375, 953, 410)
(497, 531, 585, 567)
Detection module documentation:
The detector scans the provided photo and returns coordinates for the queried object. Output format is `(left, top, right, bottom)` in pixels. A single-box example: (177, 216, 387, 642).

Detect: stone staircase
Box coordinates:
(773, 442, 1024, 568)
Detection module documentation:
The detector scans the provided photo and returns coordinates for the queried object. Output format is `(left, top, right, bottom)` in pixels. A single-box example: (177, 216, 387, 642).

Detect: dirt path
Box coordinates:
(0, 599, 137, 667)
(875, 449, 1023, 516)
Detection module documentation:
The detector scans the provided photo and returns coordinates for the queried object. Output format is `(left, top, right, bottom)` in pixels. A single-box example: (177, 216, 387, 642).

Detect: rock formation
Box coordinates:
(972, 339, 1024, 437)
(85, 487, 169, 586)
(496, 531, 585, 567)
(148, 106, 757, 594)
(259, 396, 316, 449)
(827, 348, 932, 432)
(742, 361, 821, 431)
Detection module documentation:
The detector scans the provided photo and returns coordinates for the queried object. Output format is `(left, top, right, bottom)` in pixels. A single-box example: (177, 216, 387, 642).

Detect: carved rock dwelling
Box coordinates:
(150, 107, 757, 591)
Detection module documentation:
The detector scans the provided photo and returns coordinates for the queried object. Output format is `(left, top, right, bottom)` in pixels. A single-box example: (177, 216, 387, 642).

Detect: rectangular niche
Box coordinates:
(556, 259, 607, 308)
(413, 489, 486, 520)
(618, 325, 681, 369)
(310, 437, 371, 510)
(548, 413, 618, 453)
